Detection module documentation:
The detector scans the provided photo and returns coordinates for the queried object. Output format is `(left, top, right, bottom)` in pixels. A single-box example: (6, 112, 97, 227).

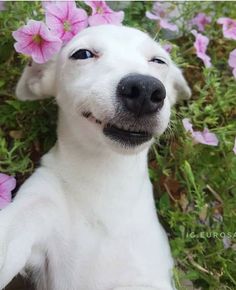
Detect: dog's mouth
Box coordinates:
(82, 112, 153, 146)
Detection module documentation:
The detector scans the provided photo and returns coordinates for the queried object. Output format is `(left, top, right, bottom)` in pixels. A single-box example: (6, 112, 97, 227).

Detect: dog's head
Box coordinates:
(16, 25, 191, 153)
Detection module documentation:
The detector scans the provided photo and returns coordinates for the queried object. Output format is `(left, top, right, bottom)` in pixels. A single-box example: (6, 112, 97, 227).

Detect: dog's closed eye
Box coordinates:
(149, 57, 167, 65)
(70, 49, 95, 60)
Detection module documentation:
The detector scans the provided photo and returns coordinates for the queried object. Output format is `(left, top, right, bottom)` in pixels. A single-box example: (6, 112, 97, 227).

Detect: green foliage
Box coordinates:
(0, 1, 236, 289)
(126, 2, 236, 289)
(0, 1, 57, 180)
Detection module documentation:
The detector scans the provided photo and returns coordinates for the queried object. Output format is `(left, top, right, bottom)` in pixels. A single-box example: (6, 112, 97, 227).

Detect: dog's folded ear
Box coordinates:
(16, 59, 57, 101)
(166, 63, 191, 106)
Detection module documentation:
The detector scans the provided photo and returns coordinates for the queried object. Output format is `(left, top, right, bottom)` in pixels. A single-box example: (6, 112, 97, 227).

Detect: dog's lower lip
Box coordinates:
(103, 124, 152, 146)
(82, 111, 152, 146)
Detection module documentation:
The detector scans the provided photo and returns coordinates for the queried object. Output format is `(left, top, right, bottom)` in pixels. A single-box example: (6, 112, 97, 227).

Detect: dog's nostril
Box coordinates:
(150, 89, 164, 103)
(129, 86, 140, 99)
(123, 86, 140, 99)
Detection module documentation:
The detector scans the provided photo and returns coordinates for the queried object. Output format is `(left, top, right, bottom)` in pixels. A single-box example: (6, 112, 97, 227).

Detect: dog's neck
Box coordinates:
(44, 110, 151, 205)
(42, 110, 153, 223)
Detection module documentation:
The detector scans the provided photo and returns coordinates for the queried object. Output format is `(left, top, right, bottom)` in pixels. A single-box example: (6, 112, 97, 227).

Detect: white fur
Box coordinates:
(0, 25, 190, 290)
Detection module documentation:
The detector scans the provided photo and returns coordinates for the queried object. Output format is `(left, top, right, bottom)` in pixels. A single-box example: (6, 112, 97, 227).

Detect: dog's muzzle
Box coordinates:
(82, 112, 153, 147)
(117, 74, 166, 117)
(103, 74, 165, 146)
(82, 74, 166, 147)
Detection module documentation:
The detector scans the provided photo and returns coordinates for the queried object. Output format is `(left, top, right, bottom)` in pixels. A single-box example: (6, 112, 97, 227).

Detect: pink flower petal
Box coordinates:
(88, 13, 108, 26)
(84, 0, 102, 12)
(193, 128, 219, 146)
(85, 1, 112, 14)
(70, 11, 88, 33)
(36, 39, 62, 63)
(182, 118, 194, 133)
(191, 30, 211, 68)
(12, 29, 34, 43)
(190, 13, 211, 32)
(202, 128, 219, 145)
(160, 19, 178, 32)
(217, 17, 227, 25)
(182, 120, 218, 147)
(27, 19, 41, 35)
(41, 0, 57, 9)
(217, 17, 236, 40)
(45, 1, 88, 42)
(198, 53, 212, 68)
(13, 20, 62, 63)
(145, 11, 160, 21)
(162, 43, 173, 53)
(103, 11, 124, 25)
(0, 173, 16, 210)
(47, 1, 77, 20)
(145, 2, 178, 32)
(85, 1, 124, 26)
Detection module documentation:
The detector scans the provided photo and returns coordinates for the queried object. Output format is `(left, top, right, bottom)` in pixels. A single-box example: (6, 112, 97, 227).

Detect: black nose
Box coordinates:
(117, 74, 166, 117)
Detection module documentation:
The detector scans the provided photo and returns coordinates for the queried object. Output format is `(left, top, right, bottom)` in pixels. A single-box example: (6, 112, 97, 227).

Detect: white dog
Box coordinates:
(0, 25, 190, 290)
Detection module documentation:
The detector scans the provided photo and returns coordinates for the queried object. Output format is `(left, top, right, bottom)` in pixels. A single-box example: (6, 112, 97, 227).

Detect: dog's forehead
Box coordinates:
(65, 25, 167, 56)
(73, 25, 148, 42)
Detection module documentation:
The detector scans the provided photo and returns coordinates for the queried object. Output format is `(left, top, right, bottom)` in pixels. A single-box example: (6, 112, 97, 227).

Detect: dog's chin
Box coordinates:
(82, 112, 154, 148)
(103, 125, 152, 147)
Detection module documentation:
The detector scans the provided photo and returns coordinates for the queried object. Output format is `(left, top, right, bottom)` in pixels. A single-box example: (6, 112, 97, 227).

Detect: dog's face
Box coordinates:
(16, 25, 191, 153)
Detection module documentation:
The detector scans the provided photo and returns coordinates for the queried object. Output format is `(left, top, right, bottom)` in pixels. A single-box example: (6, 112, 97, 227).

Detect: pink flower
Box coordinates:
(45, 1, 88, 43)
(217, 17, 236, 40)
(0, 1, 5, 11)
(162, 43, 172, 54)
(13, 20, 62, 64)
(84, 1, 124, 26)
(228, 49, 236, 79)
(41, 0, 54, 9)
(191, 30, 211, 68)
(182, 118, 219, 146)
(190, 13, 211, 32)
(193, 128, 219, 146)
(182, 118, 193, 132)
(233, 137, 236, 155)
(146, 2, 178, 32)
(0, 173, 16, 210)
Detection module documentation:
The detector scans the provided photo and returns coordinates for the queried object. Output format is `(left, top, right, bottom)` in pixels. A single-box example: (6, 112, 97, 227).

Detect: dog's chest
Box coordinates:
(29, 175, 173, 290)
(40, 217, 150, 290)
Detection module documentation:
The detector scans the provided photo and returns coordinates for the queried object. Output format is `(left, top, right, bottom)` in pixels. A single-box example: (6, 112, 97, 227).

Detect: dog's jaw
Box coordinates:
(103, 125, 152, 147)
(82, 111, 154, 147)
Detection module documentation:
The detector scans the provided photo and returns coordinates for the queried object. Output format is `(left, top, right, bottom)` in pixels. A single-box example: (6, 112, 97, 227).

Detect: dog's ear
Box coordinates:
(16, 59, 57, 101)
(166, 63, 191, 106)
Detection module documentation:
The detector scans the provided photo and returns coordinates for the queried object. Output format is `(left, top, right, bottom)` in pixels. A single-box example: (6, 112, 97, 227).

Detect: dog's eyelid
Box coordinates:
(149, 57, 169, 66)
